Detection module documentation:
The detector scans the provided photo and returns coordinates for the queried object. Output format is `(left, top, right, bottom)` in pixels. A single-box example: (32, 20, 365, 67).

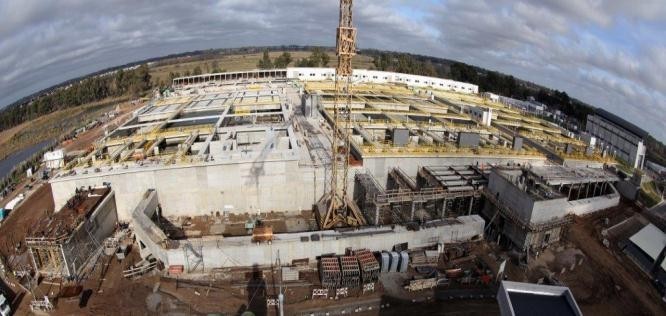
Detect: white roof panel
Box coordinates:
(629, 223, 666, 271)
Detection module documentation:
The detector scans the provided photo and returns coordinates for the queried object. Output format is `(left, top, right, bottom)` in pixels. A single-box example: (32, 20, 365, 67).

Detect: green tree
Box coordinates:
(211, 60, 221, 73)
(257, 50, 273, 69)
(274, 52, 293, 68)
(193, 66, 203, 75)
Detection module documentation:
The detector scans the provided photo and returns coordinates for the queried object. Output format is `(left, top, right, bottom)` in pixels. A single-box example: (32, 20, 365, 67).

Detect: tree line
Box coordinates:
(0, 65, 151, 133)
(257, 48, 330, 69)
(369, 51, 595, 124)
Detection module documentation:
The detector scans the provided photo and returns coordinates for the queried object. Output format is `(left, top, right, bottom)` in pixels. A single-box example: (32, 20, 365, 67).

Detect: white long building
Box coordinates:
(287, 68, 479, 94)
(172, 68, 479, 94)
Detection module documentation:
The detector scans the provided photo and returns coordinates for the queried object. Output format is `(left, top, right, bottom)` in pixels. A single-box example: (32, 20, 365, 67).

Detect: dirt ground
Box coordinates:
(489, 202, 666, 316)
(62, 100, 144, 153)
(564, 206, 666, 315)
(0, 184, 54, 263)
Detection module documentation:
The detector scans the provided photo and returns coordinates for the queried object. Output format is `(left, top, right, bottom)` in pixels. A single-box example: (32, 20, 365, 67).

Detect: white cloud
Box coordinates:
(0, 0, 664, 141)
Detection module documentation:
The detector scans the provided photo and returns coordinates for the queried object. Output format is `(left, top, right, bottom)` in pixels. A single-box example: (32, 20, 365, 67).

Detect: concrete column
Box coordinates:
(577, 183, 582, 200)
(568, 184, 573, 200)
(585, 182, 591, 198)
(468, 196, 474, 215)
(441, 199, 446, 219)
(411, 202, 416, 221)
(374, 205, 380, 226)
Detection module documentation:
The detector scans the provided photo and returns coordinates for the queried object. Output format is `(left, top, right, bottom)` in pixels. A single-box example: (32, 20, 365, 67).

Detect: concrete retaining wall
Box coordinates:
(51, 159, 326, 221)
(131, 192, 485, 270)
(62, 190, 118, 276)
(165, 215, 484, 270)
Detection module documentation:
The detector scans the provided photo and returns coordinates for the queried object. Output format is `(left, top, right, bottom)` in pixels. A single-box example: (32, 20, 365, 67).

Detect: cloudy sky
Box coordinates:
(1, 0, 665, 141)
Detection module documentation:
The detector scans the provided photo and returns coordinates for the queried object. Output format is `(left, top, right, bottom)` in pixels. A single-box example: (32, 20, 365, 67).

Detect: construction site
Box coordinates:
(0, 0, 663, 315)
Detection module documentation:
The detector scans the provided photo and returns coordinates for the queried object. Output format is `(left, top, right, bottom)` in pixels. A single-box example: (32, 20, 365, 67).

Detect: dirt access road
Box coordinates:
(569, 214, 665, 315)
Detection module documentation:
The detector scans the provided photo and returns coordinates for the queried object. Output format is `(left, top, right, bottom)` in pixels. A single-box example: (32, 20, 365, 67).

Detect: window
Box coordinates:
(373, 76, 378, 79)
(310, 73, 315, 76)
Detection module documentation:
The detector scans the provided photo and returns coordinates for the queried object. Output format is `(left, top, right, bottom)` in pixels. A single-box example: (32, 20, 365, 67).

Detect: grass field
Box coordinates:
(149, 51, 375, 86)
(0, 97, 125, 161)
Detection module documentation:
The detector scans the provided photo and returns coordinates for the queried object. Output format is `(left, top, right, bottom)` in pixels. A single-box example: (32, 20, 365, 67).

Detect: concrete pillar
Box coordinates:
(374, 205, 380, 226)
(411, 202, 416, 221)
(568, 184, 573, 200)
(468, 196, 474, 215)
(577, 183, 582, 200)
(585, 182, 591, 198)
(441, 199, 447, 219)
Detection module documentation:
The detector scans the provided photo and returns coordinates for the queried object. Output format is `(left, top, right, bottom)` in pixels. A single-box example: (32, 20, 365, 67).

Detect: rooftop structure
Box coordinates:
(483, 165, 620, 250)
(497, 281, 583, 316)
(26, 187, 117, 277)
(50, 80, 328, 221)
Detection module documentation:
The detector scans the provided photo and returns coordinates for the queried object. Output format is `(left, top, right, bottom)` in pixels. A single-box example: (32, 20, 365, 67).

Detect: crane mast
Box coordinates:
(322, 0, 365, 229)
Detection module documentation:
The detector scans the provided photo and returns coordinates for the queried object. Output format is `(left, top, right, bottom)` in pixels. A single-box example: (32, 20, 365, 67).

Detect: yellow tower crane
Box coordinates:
(321, 0, 366, 229)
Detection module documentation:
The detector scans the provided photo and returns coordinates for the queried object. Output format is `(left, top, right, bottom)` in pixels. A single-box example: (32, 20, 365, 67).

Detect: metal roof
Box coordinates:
(629, 223, 666, 271)
(498, 281, 583, 316)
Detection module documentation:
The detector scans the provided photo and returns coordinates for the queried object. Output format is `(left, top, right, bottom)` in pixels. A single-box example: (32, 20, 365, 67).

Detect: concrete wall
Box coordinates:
(130, 190, 170, 264)
(128, 188, 485, 270)
(160, 216, 484, 270)
(487, 170, 536, 223)
(62, 190, 118, 276)
(51, 159, 326, 221)
(531, 198, 570, 223)
(567, 193, 620, 216)
(616, 179, 640, 200)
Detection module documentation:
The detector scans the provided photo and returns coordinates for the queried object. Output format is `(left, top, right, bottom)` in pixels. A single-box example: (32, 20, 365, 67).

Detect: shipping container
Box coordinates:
(389, 251, 399, 272)
(399, 251, 409, 272)
(380, 252, 390, 273)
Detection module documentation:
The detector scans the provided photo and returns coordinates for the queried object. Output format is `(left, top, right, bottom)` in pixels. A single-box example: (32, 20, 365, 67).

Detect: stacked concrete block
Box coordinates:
(340, 255, 361, 288)
(354, 249, 380, 283)
(319, 257, 341, 288)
